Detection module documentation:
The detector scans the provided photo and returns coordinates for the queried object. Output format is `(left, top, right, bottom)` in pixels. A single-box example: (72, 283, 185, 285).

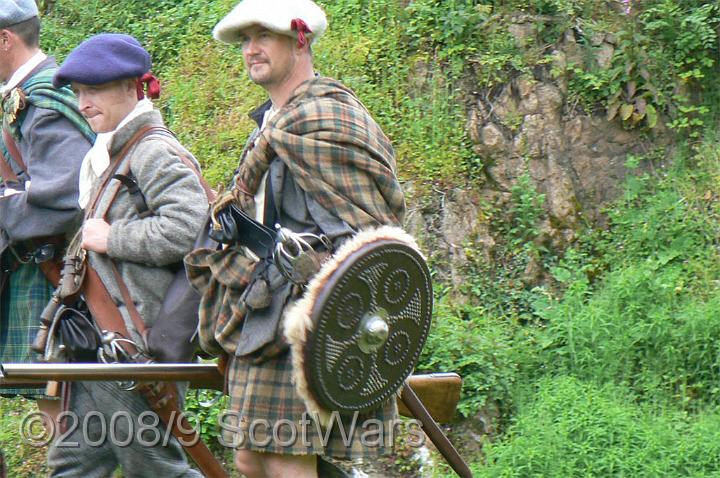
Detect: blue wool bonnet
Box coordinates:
(53, 33, 152, 88)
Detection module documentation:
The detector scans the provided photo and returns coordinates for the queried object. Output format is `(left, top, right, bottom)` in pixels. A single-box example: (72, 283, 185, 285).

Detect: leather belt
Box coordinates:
(6, 237, 64, 286)
(9, 241, 57, 264)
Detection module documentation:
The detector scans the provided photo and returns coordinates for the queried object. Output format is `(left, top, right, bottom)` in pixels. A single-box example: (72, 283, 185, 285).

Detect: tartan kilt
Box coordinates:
(225, 351, 397, 458)
(0, 259, 53, 397)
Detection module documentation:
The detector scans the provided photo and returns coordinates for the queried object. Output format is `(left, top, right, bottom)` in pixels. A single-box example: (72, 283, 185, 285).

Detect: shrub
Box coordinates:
(534, 144, 720, 408)
(478, 376, 720, 477)
(418, 298, 521, 418)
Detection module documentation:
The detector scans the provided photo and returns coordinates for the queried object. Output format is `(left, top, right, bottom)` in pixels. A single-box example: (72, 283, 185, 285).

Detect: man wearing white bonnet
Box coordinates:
(186, 0, 406, 476)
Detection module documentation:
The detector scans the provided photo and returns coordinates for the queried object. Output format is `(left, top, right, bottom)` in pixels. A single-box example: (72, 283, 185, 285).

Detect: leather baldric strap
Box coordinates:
(2, 128, 27, 174)
(83, 266, 144, 358)
(85, 125, 160, 218)
(0, 148, 19, 184)
(0, 127, 25, 185)
(1, 128, 63, 286)
(108, 262, 147, 338)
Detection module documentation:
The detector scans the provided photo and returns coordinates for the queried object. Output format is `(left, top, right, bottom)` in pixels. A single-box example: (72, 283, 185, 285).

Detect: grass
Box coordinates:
(0, 397, 50, 477)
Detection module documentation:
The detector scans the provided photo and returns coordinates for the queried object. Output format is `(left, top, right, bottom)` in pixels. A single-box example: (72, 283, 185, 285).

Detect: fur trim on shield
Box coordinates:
(283, 226, 422, 426)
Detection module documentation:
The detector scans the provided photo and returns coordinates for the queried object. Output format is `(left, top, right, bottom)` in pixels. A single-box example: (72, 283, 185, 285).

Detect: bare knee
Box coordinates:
(234, 449, 266, 478)
(262, 453, 317, 478)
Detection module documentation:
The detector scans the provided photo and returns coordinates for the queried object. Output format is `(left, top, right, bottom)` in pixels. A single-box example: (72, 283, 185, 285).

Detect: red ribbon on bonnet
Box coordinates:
(136, 72, 161, 100)
(291, 18, 312, 48)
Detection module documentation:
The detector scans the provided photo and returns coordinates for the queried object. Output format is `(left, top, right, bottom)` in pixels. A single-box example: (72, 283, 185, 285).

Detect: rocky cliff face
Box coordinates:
(408, 25, 671, 289)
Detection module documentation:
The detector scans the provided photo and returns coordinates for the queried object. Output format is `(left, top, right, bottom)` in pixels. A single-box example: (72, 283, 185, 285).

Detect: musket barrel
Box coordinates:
(0, 362, 222, 382)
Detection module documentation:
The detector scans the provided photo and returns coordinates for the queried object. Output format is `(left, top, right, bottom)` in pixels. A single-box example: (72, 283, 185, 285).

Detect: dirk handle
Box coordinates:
(31, 292, 62, 355)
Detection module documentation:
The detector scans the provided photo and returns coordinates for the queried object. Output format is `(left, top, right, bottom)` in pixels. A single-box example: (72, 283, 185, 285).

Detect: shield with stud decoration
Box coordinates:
(284, 227, 433, 418)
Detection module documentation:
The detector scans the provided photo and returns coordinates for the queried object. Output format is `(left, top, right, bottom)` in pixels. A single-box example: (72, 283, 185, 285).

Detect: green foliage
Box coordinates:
(418, 298, 520, 418)
(0, 398, 49, 477)
(437, 135, 720, 471)
(405, 0, 491, 73)
(505, 169, 546, 249)
(533, 146, 720, 408)
(479, 376, 720, 477)
(42, 0, 235, 71)
(565, 0, 719, 133)
(184, 389, 228, 448)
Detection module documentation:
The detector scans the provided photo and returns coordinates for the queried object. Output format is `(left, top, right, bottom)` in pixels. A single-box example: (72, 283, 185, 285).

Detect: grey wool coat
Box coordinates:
(87, 110, 207, 347)
(0, 57, 92, 252)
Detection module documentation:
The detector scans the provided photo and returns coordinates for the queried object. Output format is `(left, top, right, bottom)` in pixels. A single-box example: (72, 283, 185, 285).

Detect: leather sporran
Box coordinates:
(45, 302, 102, 363)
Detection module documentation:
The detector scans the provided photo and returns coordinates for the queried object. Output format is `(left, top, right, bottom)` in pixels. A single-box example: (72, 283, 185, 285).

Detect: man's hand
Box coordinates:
(82, 218, 111, 253)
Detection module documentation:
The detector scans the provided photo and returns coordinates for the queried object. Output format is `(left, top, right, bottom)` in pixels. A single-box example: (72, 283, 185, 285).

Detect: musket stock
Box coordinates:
(398, 372, 462, 423)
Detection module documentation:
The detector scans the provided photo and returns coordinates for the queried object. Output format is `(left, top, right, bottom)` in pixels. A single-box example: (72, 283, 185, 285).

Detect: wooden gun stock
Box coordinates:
(399, 373, 462, 422)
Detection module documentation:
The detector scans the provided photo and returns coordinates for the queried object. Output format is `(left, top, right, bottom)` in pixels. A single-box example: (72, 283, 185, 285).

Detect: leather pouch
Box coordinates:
(47, 302, 103, 363)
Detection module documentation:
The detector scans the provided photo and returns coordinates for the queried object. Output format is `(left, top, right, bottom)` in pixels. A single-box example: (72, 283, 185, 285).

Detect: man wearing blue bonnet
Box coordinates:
(0, 0, 94, 403)
(46, 33, 206, 478)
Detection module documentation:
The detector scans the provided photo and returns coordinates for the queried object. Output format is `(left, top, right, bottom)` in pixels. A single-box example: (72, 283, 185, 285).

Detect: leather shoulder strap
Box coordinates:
(85, 125, 165, 218)
(2, 128, 27, 174)
(109, 261, 148, 336)
(82, 265, 144, 360)
(0, 128, 23, 185)
(0, 148, 19, 184)
(143, 128, 216, 202)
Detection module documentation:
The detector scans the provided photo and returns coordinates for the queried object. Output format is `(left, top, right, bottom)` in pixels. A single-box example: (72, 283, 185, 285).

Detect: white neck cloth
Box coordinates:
(78, 99, 154, 209)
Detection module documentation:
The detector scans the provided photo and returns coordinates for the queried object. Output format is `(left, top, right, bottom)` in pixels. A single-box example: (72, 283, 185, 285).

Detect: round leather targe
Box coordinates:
(303, 239, 433, 415)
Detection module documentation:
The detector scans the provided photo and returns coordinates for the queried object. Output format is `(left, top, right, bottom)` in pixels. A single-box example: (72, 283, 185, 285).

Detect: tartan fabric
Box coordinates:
(0, 259, 53, 397)
(185, 246, 254, 355)
(225, 352, 397, 458)
(3, 68, 96, 141)
(235, 77, 405, 229)
(1, 68, 96, 165)
(186, 77, 405, 357)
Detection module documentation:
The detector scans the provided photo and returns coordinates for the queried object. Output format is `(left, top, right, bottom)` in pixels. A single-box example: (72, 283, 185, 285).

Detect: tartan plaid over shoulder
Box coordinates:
(1, 68, 96, 159)
(186, 77, 405, 356)
(236, 77, 405, 228)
